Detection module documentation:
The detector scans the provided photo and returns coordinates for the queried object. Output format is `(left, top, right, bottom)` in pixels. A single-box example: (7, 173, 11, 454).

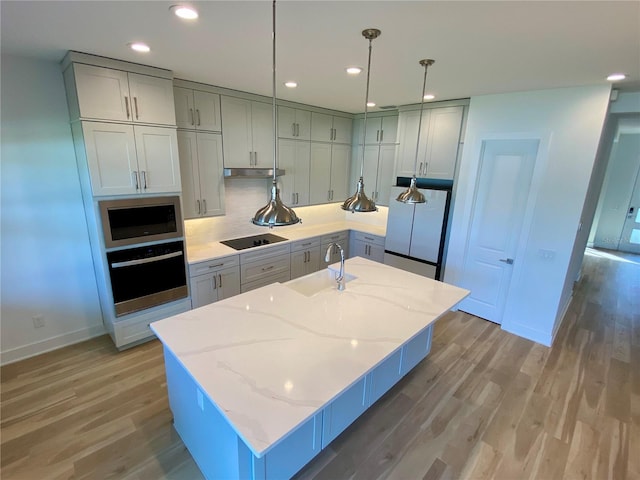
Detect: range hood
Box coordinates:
(223, 168, 285, 178)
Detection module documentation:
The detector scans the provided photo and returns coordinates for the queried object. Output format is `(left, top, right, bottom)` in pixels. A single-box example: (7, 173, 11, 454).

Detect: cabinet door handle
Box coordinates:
(380, 130, 384, 142)
(218, 273, 223, 288)
(141, 170, 147, 189)
(376, 130, 380, 142)
(133, 97, 139, 120)
(189, 108, 195, 125)
(424, 161, 428, 174)
(132, 171, 139, 190)
(203, 199, 207, 214)
(261, 265, 274, 272)
(296, 192, 299, 204)
(212, 276, 217, 290)
(208, 263, 224, 268)
(196, 109, 201, 126)
(292, 193, 296, 204)
(364, 236, 373, 241)
(296, 123, 300, 137)
(249, 151, 254, 166)
(254, 152, 257, 165)
(499, 258, 514, 265)
(124, 97, 130, 119)
(197, 199, 201, 214)
(419, 162, 423, 175)
(292, 123, 296, 137)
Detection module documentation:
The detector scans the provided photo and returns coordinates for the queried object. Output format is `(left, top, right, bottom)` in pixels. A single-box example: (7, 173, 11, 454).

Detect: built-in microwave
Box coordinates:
(99, 196, 183, 248)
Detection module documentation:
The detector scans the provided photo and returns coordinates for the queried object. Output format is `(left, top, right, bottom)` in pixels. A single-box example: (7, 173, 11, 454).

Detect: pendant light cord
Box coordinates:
(272, 0, 278, 183)
(360, 38, 373, 179)
(412, 61, 431, 177)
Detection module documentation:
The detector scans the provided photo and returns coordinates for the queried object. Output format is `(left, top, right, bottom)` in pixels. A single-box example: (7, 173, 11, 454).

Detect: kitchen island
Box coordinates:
(151, 257, 469, 480)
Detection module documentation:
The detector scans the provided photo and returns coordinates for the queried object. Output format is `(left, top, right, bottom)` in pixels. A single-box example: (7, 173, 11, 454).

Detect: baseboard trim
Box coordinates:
(0, 324, 106, 365)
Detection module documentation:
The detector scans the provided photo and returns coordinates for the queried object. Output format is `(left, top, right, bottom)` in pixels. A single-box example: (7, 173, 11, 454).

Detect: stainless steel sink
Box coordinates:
(285, 269, 357, 297)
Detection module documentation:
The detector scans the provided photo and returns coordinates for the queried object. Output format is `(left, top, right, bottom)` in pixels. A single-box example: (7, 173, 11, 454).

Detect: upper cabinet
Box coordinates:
(174, 87, 222, 132)
(311, 113, 352, 144)
(221, 96, 273, 168)
(278, 106, 311, 140)
(353, 115, 399, 145)
(67, 63, 176, 126)
(395, 105, 464, 180)
(278, 139, 311, 207)
(79, 121, 181, 196)
(178, 131, 225, 219)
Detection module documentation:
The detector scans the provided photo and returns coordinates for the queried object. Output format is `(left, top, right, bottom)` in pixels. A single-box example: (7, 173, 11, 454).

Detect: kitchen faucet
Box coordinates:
(325, 243, 345, 291)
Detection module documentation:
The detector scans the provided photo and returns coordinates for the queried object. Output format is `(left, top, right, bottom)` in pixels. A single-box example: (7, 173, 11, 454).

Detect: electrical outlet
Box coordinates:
(32, 314, 45, 328)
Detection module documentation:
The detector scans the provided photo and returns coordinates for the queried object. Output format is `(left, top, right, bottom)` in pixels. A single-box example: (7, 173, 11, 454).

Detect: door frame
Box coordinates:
(446, 130, 550, 327)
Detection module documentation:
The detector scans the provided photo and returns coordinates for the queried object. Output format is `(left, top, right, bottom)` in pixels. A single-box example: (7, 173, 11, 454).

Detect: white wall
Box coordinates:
(1, 55, 104, 364)
(445, 85, 611, 346)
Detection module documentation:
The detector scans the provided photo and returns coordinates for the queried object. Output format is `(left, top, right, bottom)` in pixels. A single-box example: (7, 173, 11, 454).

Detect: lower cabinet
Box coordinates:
(189, 256, 240, 309)
(240, 244, 291, 293)
(350, 231, 385, 263)
(290, 237, 321, 279)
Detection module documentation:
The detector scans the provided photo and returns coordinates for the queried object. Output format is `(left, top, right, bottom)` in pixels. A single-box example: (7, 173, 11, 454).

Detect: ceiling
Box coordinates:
(2, 1, 639, 113)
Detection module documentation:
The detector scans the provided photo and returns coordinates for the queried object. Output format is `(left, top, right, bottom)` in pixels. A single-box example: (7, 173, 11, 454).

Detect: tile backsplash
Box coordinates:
(185, 179, 388, 246)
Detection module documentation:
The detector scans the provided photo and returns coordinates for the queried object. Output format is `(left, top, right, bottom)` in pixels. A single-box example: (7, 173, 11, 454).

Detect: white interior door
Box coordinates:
(459, 139, 538, 324)
(618, 165, 640, 253)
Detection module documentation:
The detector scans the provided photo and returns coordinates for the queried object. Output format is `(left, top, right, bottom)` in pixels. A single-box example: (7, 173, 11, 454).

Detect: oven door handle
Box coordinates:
(111, 251, 183, 268)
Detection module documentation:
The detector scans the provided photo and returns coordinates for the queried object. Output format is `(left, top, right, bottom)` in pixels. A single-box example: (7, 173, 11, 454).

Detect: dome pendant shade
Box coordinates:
(252, 180, 301, 227)
(396, 176, 425, 204)
(341, 177, 377, 212)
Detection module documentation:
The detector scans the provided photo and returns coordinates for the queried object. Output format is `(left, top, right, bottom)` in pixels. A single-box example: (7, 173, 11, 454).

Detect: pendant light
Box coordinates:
(342, 28, 381, 213)
(396, 59, 435, 204)
(252, 0, 301, 227)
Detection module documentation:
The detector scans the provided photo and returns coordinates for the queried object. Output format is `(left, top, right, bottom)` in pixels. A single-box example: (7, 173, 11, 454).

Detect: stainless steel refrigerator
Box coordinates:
(384, 179, 452, 280)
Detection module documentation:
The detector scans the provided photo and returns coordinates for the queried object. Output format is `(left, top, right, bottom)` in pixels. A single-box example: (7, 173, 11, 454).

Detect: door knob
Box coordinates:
(499, 258, 514, 265)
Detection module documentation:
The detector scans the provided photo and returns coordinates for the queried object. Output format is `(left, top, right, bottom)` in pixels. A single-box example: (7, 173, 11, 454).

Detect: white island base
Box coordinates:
(151, 258, 469, 479)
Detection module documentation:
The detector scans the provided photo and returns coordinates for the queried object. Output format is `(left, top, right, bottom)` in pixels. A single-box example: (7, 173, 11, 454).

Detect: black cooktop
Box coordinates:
(220, 233, 288, 251)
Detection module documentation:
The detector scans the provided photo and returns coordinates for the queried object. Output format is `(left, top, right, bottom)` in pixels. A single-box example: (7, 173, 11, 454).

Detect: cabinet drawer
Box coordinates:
(352, 231, 385, 246)
(321, 231, 348, 245)
(240, 244, 291, 264)
(240, 270, 291, 293)
(291, 237, 321, 253)
(241, 254, 290, 285)
(400, 325, 433, 376)
(189, 255, 239, 277)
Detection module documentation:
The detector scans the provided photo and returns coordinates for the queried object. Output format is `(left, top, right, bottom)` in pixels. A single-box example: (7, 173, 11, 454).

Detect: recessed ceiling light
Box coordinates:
(346, 67, 362, 75)
(129, 42, 150, 53)
(423, 94, 435, 100)
(284, 81, 297, 88)
(607, 73, 626, 82)
(170, 5, 198, 20)
(366, 102, 376, 107)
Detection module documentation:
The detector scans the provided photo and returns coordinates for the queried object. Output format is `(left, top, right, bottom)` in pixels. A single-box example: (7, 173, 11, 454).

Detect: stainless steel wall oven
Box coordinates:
(99, 196, 188, 317)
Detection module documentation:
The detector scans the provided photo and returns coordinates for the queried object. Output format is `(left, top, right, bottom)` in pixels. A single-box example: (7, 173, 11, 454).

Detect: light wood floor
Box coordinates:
(2, 248, 638, 479)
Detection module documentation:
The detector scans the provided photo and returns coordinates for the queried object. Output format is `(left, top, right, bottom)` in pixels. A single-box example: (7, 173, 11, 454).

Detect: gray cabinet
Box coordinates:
(278, 139, 310, 206)
(177, 131, 225, 218)
(174, 87, 222, 132)
(395, 106, 463, 180)
(221, 96, 273, 168)
(311, 113, 352, 144)
(240, 244, 291, 293)
(309, 143, 350, 204)
(352, 143, 396, 206)
(290, 237, 321, 279)
(350, 231, 385, 263)
(189, 256, 241, 309)
(278, 106, 311, 140)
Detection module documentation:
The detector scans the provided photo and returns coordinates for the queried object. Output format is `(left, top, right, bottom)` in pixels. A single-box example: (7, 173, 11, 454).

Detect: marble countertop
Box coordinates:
(186, 221, 386, 265)
(151, 257, 469, 458)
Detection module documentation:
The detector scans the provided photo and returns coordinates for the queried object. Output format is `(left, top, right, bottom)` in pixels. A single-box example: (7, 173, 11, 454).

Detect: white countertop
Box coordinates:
(151, 257, 469, 458)
(186, 221, 386, 264)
